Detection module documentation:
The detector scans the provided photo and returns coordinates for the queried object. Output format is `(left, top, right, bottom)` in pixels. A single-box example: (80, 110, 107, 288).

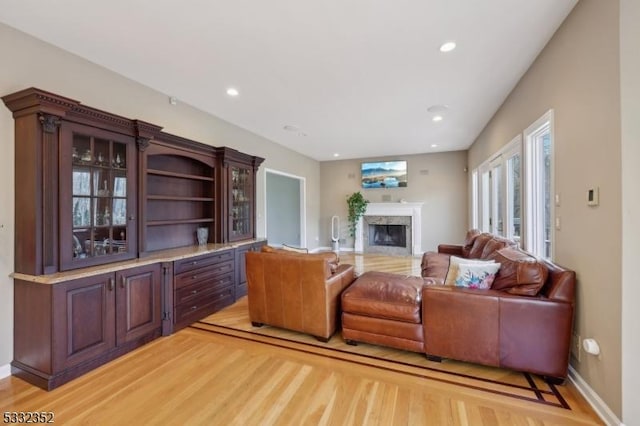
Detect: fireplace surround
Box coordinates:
(354, 202, 423, 256)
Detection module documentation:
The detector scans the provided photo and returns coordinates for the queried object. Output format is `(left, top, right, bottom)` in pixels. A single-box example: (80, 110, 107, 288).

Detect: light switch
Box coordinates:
(555, 217, 561, 230)
(555, 193, 561, 206)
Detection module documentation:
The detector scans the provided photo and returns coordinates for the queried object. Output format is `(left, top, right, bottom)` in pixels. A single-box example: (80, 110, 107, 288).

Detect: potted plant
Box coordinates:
(347, 191, 369, 237)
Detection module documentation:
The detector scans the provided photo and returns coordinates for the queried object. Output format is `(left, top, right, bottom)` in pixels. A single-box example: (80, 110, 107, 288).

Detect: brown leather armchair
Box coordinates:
(246, 249, 356, 341)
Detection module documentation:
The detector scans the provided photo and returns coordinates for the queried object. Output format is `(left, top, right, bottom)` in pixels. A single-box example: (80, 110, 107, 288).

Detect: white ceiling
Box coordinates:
(1, 0, 577, 161)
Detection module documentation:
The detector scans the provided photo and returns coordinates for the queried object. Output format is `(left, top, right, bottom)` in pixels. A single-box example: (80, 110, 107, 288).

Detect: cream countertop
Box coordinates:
(11, 239, 266, 285)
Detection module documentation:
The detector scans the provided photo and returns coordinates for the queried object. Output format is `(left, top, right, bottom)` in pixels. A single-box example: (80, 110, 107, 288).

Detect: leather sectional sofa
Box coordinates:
(342, 230, 576, 382)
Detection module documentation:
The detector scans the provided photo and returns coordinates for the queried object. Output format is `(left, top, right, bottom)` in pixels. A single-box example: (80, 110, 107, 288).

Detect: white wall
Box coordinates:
(620, 0, 640, 424)
(0, 22, 322, 369)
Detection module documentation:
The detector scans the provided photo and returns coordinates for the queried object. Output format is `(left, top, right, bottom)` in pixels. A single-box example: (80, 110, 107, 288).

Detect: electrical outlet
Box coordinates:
(571, 332, 581, 362)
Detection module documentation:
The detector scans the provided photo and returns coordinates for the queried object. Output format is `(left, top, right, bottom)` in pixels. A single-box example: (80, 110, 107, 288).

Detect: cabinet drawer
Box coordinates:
(174, 250, 234, 274)
(174, 286, 234, 325)
(175, 260, 234, 289)
(175, 272, 234, 305)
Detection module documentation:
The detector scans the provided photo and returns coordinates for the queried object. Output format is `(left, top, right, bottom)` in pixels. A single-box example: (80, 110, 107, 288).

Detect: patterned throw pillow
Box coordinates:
(444, 256, 495, 286)
(455, 262, 501, 289)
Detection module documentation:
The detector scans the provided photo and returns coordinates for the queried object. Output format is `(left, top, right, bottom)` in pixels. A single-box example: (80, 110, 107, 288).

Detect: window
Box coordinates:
(473, 111, 554, 259)
(471, 169, 479, 229)
(475, 136, 522, 240)
(524, 110, 554, 259)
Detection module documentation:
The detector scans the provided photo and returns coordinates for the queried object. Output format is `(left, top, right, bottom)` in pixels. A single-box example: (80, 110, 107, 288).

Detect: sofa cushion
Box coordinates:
(480, 236, 517, 259)
(461, 229, 482, 258)
(488, 247, 549, 296)
(420, 252, 449, 284)
(467, 233, 493, 259)
(444, 255, 494, 286)
(454, 262, 501, 289)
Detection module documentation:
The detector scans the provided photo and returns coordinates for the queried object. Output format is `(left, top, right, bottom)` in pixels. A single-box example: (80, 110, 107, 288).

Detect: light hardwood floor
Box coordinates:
(0, 253, 602, 425)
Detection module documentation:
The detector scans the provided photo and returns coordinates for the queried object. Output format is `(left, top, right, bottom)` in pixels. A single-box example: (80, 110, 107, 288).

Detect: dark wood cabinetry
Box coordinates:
(140, 137, 217, 254)
(172, 249, 236, 331)
(3, 87, 266, 390)
(218, 148, 264, 243)
(60, 122, 138, 270)
(235, 240, 268, 298)
(14, 263, 162, 390)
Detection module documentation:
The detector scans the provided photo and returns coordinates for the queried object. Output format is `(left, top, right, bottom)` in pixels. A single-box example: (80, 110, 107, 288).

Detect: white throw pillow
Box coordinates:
(444, 255, 495, 286)
(455, 262, 502, 289)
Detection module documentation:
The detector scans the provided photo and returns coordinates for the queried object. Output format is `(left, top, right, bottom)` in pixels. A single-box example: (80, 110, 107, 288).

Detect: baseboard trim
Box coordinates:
(568, 365, 623, 426)
(0, 363, 11, 380)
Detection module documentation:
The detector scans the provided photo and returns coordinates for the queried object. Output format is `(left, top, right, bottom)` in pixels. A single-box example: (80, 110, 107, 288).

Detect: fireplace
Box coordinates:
(363, 215, 411, 255)
(355, 202, 423, 256)
(369, 224, 406, 247)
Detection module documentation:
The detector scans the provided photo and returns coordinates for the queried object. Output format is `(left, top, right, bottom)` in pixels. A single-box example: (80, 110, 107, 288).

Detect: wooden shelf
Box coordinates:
(147, 218, 214, 227)
(147, 168, 214, 182)
(147, 195, 214, 202)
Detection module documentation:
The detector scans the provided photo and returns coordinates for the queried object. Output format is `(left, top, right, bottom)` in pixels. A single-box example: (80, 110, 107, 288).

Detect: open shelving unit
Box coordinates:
(141, 143, 216, 253)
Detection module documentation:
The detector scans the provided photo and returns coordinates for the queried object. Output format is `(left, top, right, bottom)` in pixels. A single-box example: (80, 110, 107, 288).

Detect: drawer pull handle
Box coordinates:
(192, 275, 198, 280)
(190, 306, 198, 311)
(191, 290, 197, 294)
(191, 261, 198, 266)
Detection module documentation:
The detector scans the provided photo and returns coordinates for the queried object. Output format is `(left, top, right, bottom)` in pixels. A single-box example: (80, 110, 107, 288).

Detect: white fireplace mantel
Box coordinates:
(355, 202, 424, 255)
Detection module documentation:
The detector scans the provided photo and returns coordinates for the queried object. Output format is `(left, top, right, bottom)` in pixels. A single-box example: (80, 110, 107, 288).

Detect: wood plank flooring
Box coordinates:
(0, 252, 603, 425)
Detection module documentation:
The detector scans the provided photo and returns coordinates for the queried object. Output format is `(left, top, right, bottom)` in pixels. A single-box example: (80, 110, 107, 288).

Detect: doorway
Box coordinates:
(265, 169, 305, 247)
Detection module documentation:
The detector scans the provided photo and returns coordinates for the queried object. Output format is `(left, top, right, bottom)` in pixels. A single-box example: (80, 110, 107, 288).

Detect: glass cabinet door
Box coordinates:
(229, 165, 253, 241)
(62, 124, 136, 270)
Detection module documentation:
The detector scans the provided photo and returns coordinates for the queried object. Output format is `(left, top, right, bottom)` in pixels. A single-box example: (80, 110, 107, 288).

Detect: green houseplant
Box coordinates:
(347, 191, 369, 237)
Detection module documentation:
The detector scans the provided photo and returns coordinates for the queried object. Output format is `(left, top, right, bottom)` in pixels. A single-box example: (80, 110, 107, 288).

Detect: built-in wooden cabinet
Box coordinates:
(140, 137, 217, 254)
(172, 249, 236, 332)
(60, 122, 138, 270)
(3, 87, 266, 390)
(14, 263, 162, 390)
(218, 147, 264, 243)
(235, 240, 267, 298)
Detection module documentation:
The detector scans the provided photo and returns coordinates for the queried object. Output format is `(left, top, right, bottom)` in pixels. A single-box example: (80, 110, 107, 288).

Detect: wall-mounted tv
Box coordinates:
(361, 160, 408, 188)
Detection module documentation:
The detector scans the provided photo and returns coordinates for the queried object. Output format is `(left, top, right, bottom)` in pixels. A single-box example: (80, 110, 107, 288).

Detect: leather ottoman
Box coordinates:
(341, 271, 425, 352)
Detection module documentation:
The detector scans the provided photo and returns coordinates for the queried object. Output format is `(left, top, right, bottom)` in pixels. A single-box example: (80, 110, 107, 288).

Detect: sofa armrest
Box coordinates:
(422, 286, 500, 366)
(437, 244, 463, 256)
(498, 295, 573, 378)
(307, 264, 356, 339)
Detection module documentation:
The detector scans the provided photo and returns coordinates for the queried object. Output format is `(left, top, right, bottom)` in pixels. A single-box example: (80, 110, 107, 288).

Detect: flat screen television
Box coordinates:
(361, 160, 407, 188)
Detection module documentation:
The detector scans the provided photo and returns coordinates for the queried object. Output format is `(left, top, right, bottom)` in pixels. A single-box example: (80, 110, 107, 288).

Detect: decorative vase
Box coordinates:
(196, 227, 209, 245)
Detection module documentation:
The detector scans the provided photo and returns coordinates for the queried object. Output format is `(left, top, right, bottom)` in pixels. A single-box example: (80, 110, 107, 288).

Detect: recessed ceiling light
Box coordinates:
(333, 153, 340, 158)
(439, 41, 456, 52)
(226, 87, 239, 97)
(431, 144, 438, 148)
(283, 125, 307, 136)
(432, 115, 443, 122)
(427, 104, 449, 113)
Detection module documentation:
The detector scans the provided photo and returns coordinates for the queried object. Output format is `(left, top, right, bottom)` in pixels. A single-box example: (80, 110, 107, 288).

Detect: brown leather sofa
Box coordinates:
(341, 230, 576, 382)
(246, 247, 356, 341)
(421, 230, 576, 382)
